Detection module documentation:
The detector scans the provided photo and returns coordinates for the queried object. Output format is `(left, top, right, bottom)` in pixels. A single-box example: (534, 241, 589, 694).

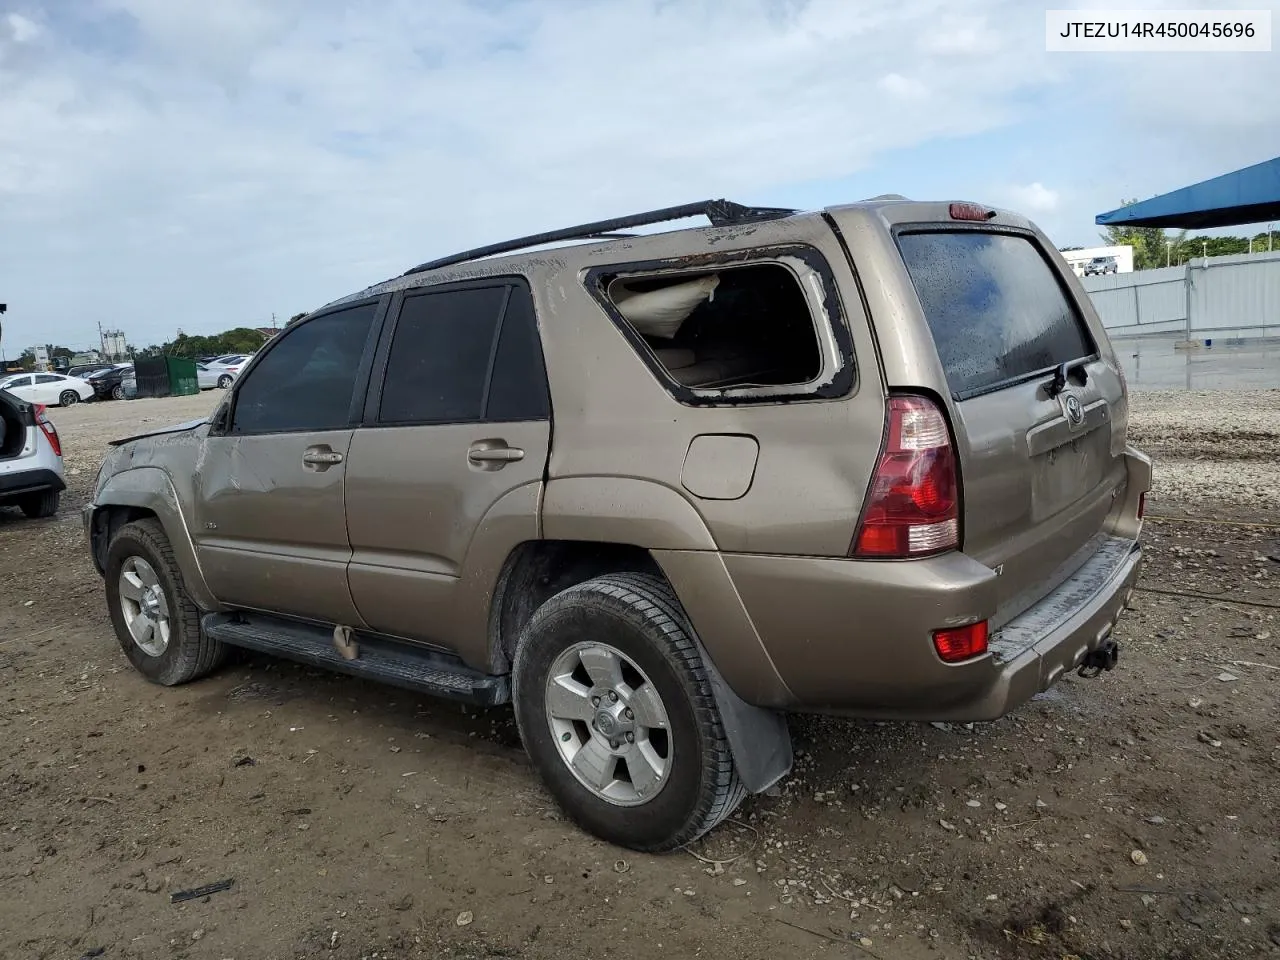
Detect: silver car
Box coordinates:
(0, 388, 65, 518)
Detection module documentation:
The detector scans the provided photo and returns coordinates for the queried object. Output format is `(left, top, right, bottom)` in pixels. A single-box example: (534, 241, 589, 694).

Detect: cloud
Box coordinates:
(5, 12, 40, 43)
(878, 72, 929, 101)
(1, 0, 1278, 351)
(1002, 182, 1060, 214)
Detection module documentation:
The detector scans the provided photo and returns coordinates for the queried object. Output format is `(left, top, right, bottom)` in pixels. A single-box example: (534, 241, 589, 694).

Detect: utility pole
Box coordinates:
(98, 320, 107, 360)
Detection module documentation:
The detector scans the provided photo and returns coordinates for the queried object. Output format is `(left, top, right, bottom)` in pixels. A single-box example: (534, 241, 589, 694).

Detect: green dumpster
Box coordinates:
(135, 355, 200, 398)
(167, 356, 199, 396)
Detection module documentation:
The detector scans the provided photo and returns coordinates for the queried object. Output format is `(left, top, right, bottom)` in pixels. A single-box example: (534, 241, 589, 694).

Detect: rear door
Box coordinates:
(344, 280, 551, 651)
(882, 221, 1127, 625)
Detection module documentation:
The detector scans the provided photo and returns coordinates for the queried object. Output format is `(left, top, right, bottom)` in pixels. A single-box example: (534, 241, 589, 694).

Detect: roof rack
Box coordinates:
(402, 199, 799, 276)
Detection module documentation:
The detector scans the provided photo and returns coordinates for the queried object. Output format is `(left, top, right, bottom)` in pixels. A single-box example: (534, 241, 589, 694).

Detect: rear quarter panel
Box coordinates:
(536, 213, 886, 558)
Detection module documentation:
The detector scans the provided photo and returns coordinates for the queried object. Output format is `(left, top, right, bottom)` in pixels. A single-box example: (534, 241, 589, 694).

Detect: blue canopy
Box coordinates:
(1096, 157, 1280, 230)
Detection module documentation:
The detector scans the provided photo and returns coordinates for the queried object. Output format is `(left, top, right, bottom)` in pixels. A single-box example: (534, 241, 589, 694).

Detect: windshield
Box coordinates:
(898, 230, 1095, 398)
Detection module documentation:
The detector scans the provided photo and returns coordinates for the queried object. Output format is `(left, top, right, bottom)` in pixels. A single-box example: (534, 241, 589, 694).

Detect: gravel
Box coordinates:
(1128, 389, 1280, 508)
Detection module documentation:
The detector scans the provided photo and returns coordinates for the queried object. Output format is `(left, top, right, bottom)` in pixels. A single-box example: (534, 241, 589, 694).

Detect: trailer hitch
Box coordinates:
(1078, 638, 1119, 679)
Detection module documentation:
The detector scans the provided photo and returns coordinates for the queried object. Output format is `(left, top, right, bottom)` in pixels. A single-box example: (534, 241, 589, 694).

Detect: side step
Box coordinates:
(202, 613, 510, 707)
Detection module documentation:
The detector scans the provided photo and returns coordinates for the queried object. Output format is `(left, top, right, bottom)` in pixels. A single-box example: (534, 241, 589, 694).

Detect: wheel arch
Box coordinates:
(487, 539, 662, 675)
(90, 467, 219, 611)
(489, 543, 793, 795)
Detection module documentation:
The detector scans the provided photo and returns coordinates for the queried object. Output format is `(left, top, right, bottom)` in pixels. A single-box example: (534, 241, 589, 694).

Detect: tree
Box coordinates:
(162, 327, 269, 359)
(1100, 199, 1169, 270)
(287, 312, 309, 326)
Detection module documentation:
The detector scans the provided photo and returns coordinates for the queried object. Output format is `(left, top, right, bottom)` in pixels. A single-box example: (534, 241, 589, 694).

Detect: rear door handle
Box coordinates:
(468, 442, 525, 466)
(302, 446, 344, 469)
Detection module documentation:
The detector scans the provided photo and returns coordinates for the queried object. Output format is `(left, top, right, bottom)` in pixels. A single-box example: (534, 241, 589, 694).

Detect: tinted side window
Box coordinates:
(378, 287, 507, 424)
(231, 302, 377, 434)
(897, 231, 1094, 398)
(487, 285, 550, 421)
(35, 375, 61, 384)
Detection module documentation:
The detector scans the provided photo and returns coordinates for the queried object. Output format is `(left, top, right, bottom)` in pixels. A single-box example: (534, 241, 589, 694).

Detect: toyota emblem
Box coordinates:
(1064, 394, 1084, 426)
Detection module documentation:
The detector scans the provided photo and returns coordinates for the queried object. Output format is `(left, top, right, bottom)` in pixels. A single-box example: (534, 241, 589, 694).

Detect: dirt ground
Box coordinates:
(1, 389, 1277, 960)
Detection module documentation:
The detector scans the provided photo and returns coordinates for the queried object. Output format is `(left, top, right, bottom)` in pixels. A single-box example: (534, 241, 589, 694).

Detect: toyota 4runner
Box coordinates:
(86, 197, 1150, 851)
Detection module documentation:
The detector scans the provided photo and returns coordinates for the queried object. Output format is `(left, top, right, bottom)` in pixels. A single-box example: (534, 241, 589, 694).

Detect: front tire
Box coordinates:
(512, 573, 745, 851)
(105, 519, 226, 685)
(59, 390, 79, 407)
(111, 384, 125, 401)
(19, 489, 59, 519)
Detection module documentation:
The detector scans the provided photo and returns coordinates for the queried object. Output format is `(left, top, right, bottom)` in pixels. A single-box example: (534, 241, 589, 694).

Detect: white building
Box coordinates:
(1059, 245, 1134, 277)
(101, 330, 129, 360)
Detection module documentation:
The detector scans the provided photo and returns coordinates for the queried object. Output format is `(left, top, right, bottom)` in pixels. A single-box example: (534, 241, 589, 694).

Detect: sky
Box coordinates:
(2, 0, 1280, 355)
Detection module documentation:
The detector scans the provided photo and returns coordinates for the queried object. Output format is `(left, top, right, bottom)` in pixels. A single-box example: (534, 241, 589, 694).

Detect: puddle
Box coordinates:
(1118, 338, 1280, 391)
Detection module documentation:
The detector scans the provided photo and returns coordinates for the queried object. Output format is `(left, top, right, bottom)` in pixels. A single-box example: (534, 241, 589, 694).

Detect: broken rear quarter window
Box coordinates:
(602, 263, 823, 393)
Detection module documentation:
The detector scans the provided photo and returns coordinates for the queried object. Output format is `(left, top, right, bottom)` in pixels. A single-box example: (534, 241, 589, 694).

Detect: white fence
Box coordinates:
(1081, 249, 1280, 341)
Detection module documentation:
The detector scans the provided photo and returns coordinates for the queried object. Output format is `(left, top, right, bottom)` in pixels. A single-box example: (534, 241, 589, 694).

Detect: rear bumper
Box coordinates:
(0, 468, 66, 501)
(946, 537, 1142, 721)
(671, 534, 1142, 722)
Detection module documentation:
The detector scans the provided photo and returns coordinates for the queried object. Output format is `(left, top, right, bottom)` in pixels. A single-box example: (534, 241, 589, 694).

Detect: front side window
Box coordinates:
(230, 302, 378, 435)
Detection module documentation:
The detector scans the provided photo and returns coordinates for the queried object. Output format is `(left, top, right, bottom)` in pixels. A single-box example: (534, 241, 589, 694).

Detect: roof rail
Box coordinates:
(402, 199, 798, 276)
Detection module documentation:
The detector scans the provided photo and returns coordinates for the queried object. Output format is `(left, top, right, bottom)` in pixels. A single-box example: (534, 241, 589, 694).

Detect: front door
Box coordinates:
(1, 376, 34, 403)
(344, 281, 551, 653)
(32, 375, 67, 404)
(193, 299, 385, 625)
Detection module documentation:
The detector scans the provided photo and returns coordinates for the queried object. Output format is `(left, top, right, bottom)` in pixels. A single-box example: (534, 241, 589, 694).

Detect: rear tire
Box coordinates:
(19, 489, 59, 519)
(512, 572, 745, 852)
(59, 390, 79, 407)
(217, 375, 232, 389)
(105, 519, 227, 685)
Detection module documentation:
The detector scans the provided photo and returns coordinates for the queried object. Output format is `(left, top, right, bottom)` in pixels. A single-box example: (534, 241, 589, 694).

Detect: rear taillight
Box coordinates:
(932, 621, 989, 663)
(34, 404, 62, 457)
(852, 395, 959, 559)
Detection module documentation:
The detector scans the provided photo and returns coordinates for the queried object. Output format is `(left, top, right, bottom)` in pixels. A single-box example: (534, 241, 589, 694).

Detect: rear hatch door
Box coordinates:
(0, 389, 37, 470)
(829, 207, 1128, 628)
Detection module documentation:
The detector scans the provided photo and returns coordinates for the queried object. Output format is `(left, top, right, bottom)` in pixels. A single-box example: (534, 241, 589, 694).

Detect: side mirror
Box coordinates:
(209, 399, 230, 434)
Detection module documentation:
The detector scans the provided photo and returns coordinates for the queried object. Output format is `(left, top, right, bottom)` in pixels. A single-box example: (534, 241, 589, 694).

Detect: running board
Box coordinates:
(201, 613, 510, 707)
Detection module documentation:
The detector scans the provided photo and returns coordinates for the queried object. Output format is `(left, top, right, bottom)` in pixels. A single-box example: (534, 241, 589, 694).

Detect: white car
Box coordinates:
(195, 363, 228, 390)
(202, 355, 251, 388)
(0, 372, 95, 407)
(0, 387, 65, 518)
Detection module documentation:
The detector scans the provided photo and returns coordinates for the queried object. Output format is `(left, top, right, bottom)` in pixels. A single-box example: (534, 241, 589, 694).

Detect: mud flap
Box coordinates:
(695, 639, 793, 794)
